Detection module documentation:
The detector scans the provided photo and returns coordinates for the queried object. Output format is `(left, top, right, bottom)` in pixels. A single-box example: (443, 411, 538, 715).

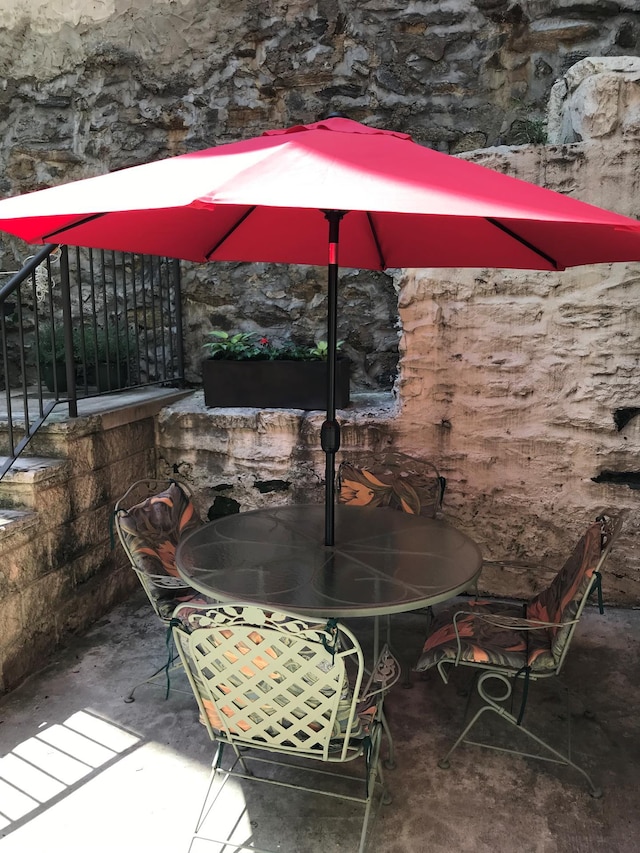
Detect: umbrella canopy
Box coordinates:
(1, 116, 640, 544)
(1, 116, 640, 270)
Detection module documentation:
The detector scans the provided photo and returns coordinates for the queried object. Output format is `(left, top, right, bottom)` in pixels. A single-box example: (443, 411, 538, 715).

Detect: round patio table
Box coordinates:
(176, 504, 483, 618)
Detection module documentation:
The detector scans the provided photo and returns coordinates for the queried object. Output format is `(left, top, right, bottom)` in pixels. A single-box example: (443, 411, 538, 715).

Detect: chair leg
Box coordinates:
(380, 612, 417, 690)
(123, 656, 184, 703)
(438, 671, 602, 798)
(381, 708, 396, 769)
(193, 743, 237, 836)
(358, 722, 387, 853)
(193, 737, 388, 853)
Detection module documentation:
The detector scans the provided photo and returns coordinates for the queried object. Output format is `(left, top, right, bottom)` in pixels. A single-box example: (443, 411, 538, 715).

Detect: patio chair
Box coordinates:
(414, 512, 623, 796)
(172, 601, 401, 853)
(113, 477, 205, 702)
(337, 450, 446, 518)
(337, 450, 447, 681)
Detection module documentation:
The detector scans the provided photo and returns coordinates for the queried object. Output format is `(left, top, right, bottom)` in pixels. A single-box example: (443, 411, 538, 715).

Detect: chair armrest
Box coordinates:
(358, 645, 401, 704)
(482, 559, 557, 572)
(481, 559, 559, 589)
(445, 609, 579, 671)
(451, 609, 579, 633)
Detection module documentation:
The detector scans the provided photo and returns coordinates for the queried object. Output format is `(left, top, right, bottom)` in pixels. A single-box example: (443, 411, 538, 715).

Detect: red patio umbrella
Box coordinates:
(0, 116, 639, 543)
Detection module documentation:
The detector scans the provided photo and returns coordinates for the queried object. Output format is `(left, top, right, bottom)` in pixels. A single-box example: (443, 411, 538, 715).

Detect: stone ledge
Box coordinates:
(0, 508, 38, 537)
(0, 456, 70, 483)
(157, 388, 399, 422)
(53, 388, 194, 437)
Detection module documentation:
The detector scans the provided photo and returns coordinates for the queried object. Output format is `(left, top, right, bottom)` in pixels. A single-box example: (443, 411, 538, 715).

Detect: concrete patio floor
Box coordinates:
(0, 590, 639, 853)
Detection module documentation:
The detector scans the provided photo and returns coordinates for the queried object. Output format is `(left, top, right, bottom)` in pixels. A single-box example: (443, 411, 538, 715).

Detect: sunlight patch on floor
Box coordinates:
(192, 772, 254, 853)
(0, 709, 141, 833)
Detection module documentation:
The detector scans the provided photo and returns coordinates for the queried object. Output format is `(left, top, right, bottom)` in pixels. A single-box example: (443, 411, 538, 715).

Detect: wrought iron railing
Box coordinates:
(0, 244, 184, 479)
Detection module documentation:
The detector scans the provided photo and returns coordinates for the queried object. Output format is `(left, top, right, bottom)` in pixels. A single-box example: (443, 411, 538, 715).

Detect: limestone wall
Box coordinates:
(0, 405, 159, 691)
(392, 137, 640, 603)
(158, 134, 640, 606)
(0, 1, 638, 392)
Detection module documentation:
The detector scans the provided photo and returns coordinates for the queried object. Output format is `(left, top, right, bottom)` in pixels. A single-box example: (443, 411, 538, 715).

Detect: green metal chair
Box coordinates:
(338, 450, 447, 683)
(172, 601, 401, 853)
(113, 477, 204, 702)
(415, 512, 623, 797)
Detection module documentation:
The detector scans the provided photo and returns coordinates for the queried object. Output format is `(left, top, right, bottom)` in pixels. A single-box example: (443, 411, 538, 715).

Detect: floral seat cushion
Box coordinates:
(118, 481, 201, 610)
(416, 520, 606, 675)
(415, 600, 530, 673)
(338, 461, 441, 517)
(525, 521, 603, 670)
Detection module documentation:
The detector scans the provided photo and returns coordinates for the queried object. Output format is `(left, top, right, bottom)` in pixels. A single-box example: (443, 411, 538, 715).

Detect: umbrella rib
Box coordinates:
(205, 206, 257, 260)
(366, 212, 387, 269)
(486, 217, 560, 270)
(43, 212, 108, 241)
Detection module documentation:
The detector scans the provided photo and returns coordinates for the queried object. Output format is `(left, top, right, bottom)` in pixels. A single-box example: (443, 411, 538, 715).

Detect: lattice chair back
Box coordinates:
(114, 478, 202, 622)
(173, 603, 400, 852)
(173, 603, 373, 762)
(337, 450, 445, 518)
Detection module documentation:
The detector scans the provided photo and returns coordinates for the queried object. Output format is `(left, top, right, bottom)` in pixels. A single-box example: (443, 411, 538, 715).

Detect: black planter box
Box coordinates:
(202, 358, 350, 410)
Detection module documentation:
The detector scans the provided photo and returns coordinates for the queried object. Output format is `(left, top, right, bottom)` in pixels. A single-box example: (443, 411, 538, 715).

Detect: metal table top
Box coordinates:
(176, 504, 483, 618)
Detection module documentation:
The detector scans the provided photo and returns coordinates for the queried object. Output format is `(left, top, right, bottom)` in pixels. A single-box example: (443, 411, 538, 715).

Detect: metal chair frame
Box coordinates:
(113, 476, 201, 702)
(430, 513, 624, 797)
(173, 602, 401, 853)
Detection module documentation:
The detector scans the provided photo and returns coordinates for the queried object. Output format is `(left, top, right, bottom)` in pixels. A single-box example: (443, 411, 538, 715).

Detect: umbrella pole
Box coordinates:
(322, 210, 345, 546)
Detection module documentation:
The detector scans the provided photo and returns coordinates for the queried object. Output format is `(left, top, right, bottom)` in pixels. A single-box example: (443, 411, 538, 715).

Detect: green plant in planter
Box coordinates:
(203, 330, 343, 361)
(203, 331, 264, 360)
(201, 330, 350, 409)
(76, 322, 135, 389)
(37, 322, 67, 366)
(36, 321, 73, 392)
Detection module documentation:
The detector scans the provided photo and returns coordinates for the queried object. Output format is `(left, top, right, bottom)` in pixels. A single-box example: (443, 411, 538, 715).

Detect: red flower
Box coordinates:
(260, 337, 269, 345)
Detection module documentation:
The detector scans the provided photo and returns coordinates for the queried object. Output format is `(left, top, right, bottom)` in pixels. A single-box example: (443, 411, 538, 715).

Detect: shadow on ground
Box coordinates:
(1, 592, 638, 853)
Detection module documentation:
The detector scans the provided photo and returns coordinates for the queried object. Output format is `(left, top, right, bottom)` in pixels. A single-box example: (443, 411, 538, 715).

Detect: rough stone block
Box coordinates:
(548, 56, 640, 143)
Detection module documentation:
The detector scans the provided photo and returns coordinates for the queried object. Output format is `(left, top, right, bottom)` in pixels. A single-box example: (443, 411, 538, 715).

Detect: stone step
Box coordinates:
(0, 506, 39, 541)
(0, 456, 71, 511)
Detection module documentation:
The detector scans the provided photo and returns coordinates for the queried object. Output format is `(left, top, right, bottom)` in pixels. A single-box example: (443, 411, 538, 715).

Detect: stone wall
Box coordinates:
(158, 130, 640, 605)
(0, 2, 638, 614)
(0, 402, 160, 692)
(391, 135, 640, 604)
(0, 0, 638, 392)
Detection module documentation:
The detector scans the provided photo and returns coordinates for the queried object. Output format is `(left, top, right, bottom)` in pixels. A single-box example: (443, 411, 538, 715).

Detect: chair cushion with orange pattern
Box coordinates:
(118, 481, 200, 582)
(525, 522, 603, 670)
(338, 462, 440, 517)
(415, 600, 529, 673)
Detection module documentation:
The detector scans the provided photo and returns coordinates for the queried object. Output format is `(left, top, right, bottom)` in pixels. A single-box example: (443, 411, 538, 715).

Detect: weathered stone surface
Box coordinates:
(548, 56, 640, 142)
(391, 138, 640, 604)
(0, 1, 638, 393)
(156, 389, 399, 518)
(0, 402, 160, 692)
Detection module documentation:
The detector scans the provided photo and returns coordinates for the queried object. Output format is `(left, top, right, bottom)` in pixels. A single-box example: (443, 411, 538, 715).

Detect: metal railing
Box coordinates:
(0, 244, 184, 479)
